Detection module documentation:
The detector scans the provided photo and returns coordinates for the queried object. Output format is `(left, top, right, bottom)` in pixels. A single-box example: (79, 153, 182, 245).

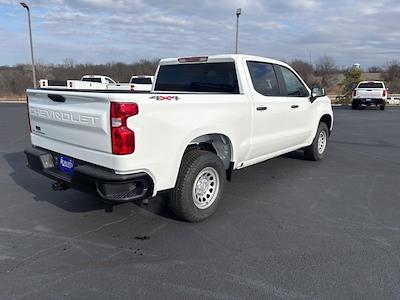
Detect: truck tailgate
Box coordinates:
(357, 88, 383, 99)
(27, 90, 111, 153)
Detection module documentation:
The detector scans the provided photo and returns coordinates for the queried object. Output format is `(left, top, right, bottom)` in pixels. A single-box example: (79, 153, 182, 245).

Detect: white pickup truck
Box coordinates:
(129, 75, 154, 92)
(39, 75, 136, 91)
(81, 75, 117, 84)
(352, 81, 387, 110)
(25, 54, 333, 222)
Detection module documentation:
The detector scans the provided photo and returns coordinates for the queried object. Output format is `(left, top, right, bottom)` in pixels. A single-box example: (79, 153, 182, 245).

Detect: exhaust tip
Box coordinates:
(52, 182, 69, 191)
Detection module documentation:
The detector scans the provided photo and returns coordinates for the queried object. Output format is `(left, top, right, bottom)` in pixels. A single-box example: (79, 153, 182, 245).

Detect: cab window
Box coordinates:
(82, 77, 101, 83)
(279, 66, 309, 97)
(247, 61, 280, 96)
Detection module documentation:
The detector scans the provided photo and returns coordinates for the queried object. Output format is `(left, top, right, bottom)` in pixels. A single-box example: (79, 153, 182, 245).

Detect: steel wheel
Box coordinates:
(317, 130, 327, 154)
(192, 167, 220, 209)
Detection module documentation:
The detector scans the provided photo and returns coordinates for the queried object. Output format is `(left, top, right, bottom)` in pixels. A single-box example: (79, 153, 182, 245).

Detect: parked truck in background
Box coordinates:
(81, 75, 117, 84)
(352, 81, 387, 110)
(129, 75, 154, 92)
(39, 75, 136, 92)
(25, 54, 333, 222)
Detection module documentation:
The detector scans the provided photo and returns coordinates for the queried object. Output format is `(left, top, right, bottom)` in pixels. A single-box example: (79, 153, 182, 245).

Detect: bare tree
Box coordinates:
(315, 56, 337, 89)
(315, 56, 337, 75)
(290, 59, 315, 86)
(368, 66, 383, 73)
(63, 58, 75, 68)
(0, 59, 160, 97)
(383, 61, 400, 93)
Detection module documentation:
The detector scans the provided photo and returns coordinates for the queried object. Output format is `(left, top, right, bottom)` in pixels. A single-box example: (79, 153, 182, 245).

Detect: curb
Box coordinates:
(0, 100, 26, 104)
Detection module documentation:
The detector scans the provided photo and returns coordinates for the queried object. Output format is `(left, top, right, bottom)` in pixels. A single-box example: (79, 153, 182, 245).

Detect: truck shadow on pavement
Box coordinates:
(282, 150, 306, 160)
(4, 151, 178, 220)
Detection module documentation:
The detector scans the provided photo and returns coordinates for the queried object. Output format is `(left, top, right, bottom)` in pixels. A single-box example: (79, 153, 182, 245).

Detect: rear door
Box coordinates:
(28, 90, 111, 153)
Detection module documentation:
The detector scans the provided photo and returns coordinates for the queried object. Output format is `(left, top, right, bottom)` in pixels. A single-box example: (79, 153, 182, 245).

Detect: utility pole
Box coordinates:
(235, 8, 242, 54)
(20, 2, 37, 88)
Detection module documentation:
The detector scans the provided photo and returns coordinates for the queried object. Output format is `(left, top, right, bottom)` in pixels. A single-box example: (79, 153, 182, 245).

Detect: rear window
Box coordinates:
(82, 78, 102, 83)
(155, 62, 239, 93)
(358, 82, 384, 89)
(131, 78, 152, 84)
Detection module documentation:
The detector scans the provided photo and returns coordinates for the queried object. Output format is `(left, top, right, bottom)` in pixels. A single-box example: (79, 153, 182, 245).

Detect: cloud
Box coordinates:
(288, 0, 318, 9)
(0, 0, 400, 67)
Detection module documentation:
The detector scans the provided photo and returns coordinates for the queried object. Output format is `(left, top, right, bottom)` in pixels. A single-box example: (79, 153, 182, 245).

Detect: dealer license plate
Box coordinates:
(59, 156, 74, 175)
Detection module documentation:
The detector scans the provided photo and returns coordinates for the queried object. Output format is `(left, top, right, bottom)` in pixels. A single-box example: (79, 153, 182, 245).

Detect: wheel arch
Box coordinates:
(184, 133, 235, 180)
(320, 114, 333, 134)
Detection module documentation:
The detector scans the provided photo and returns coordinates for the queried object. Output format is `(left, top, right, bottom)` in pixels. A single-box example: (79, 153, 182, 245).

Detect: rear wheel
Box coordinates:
(351, 101, 358, 110)
(304, 123, 329, 161)
(168, 150, 226, 222)
(380, 104, 385, 110)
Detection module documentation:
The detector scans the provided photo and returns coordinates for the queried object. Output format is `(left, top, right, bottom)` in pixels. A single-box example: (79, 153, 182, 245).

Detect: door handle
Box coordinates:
(256, 106, 267, 111)
(48, 94, 66, 103)
(291, 105, 299, 109)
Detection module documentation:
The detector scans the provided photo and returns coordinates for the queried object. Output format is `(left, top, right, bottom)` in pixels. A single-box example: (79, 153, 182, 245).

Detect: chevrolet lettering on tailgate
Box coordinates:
(30, 107, 100, 127)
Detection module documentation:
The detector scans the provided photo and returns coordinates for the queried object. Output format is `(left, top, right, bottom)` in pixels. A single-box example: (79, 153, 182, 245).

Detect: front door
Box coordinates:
(245, 60, 297, 161)
(276, 65, 314, 146)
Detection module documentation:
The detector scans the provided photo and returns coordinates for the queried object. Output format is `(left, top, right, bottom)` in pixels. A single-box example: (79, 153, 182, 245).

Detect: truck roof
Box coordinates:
(159, 54, 291, 69)
(358, 81, 384, 84)
(82, 75, 109, 78)
(130, 75, 154, 78)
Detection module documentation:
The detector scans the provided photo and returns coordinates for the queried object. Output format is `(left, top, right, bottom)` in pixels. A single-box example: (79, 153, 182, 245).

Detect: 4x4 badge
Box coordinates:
(150, 96, 180, 101)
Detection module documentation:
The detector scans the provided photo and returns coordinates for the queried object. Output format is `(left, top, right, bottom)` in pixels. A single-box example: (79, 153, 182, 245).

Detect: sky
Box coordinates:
(1, 0, 399, 67)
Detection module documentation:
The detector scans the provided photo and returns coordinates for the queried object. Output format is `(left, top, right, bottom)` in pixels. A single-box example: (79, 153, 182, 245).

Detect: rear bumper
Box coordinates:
(24, 146, 154, 202)
(353, 98, 385, 105)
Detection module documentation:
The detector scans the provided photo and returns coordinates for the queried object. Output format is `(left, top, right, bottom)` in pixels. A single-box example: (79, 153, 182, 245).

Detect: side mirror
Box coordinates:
(310, 87, 325, 102)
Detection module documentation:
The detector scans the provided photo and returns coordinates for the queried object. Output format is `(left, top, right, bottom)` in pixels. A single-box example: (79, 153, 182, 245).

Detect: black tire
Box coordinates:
(380, 104, 385, 110)
(304, 123, 329, 161)
(168, 149, 226, 222)
(351, 101, 357, 110)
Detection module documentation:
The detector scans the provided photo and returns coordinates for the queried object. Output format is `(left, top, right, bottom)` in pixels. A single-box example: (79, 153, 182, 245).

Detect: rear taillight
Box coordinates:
(26, 96, 31, 132)
(110, 102, 138, 155)
(353, 90, 357, 97)
(383, 90, 387, 97)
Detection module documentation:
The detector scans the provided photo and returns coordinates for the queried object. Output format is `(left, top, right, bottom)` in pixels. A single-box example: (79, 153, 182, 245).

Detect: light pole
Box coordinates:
(20, 2, 37, 88)
(235, 8, 242, 54)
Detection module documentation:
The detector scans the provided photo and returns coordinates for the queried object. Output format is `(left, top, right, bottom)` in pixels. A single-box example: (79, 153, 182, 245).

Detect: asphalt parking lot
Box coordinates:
(0, 103, 400, 299)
